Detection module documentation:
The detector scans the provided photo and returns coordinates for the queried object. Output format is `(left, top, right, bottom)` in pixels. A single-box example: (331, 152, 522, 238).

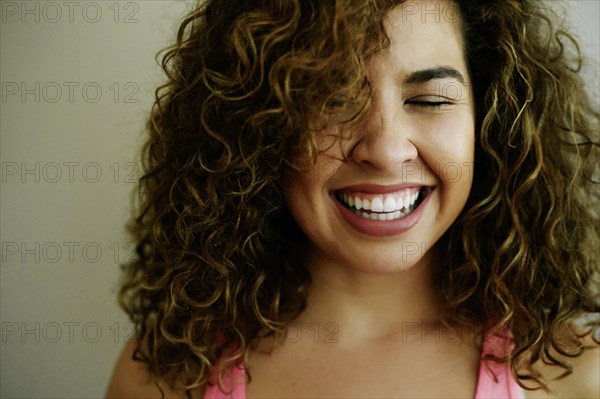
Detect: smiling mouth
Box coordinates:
(334, 186, 431, 221)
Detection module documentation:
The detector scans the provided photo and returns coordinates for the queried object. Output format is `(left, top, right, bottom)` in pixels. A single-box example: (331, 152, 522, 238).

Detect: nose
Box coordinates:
(349, 92, 418, 173)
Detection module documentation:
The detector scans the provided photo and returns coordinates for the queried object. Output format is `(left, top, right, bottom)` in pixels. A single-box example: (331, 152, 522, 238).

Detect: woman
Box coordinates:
(107, 0, 599, 397)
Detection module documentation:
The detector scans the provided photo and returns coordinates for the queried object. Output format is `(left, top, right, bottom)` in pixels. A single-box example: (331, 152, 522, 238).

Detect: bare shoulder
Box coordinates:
(523, 331, 599, 399)
(105, 341, 204, 399)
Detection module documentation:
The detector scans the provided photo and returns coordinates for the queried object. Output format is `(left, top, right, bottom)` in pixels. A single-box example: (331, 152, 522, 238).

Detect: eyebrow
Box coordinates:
(402, 66, 466, 85)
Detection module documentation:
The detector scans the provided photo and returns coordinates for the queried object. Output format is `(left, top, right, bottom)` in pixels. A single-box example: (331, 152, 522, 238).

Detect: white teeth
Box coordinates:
(383, 196, 396, 212)
(339, 188, 426, 221)
(341, 190, 421, 211)
(371, 197, 384, 212)
(362, 198, 371, 211)
(351, 208, 407, 221)
(397, 196, 404, 210)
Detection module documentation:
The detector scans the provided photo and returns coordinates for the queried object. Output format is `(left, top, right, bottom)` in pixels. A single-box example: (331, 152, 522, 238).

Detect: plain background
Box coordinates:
(0, 1, 598, 398)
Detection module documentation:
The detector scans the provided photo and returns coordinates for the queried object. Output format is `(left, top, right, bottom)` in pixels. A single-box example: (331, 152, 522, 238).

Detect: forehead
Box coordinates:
(378, 0, 466, 74)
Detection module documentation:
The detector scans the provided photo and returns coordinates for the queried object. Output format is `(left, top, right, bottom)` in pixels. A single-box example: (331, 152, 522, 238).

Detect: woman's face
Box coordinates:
(284, 1, 474, 274)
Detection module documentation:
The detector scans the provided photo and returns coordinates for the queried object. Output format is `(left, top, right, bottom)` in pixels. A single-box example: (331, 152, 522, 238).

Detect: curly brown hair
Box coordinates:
(118, 0, 599, 395)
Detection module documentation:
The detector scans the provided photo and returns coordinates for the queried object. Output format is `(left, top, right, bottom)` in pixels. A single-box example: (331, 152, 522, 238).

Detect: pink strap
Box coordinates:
(203, 363, 245, 399)
(474, 332, 525, 399)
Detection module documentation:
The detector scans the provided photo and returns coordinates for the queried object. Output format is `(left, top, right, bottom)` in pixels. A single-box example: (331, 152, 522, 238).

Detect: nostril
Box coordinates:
(345, 134, 419, 169)
(345, 141, 360, 161)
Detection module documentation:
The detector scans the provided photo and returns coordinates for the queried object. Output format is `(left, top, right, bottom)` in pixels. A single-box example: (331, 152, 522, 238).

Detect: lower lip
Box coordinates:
(331, 189, 432, 237)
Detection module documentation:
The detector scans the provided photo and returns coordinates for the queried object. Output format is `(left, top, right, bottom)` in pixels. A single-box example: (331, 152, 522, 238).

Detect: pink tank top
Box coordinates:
(204, 332, 525, 399)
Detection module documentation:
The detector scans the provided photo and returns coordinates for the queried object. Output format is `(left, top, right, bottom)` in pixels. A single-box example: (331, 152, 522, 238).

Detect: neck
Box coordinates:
(294, 241, 442, 345)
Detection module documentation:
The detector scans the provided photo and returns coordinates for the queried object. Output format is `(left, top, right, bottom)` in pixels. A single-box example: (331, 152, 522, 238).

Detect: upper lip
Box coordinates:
(334, 183, 432, 194)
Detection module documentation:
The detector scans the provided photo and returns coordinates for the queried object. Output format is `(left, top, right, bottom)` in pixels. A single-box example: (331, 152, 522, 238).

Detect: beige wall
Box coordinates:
(0, 1, 598, 398)
(0, 1, 191, 397)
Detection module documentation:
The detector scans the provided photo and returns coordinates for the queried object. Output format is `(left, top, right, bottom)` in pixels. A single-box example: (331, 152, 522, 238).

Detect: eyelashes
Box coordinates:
(404, 96, 454, 107)
(325, 95, 456, 111)
(405, 100, 452, 107)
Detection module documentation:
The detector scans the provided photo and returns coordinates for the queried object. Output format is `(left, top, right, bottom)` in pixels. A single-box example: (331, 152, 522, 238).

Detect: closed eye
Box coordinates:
(405, 96, 453, 107)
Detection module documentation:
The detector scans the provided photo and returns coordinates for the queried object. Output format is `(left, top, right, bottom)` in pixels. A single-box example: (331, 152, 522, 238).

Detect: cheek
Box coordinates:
(441, 134, 474, 185)
(418, 114, 475, 180)
(282, 175, 326, 249)
(283, 170, 318, 221)
(282, 157, 340, 237)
